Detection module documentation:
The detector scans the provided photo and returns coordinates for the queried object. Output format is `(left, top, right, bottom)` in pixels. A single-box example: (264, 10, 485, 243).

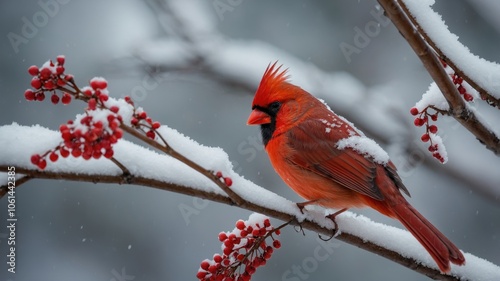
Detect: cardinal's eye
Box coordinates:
(268, 101, 281, 114)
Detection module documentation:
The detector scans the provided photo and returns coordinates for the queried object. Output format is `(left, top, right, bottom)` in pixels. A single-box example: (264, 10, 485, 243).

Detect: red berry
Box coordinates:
(152, 121, 161, 129)
(35, 92, 45, 101)
(223, 247, 232, 256)
(458, 85, 466, 94)
(49, 152, 59, 162)
(61, 129, 73, 141)
(44, 80, 55, 90)
(215, 171, 223, 178)
(246, 265, 256, 275)
(421, 133, 430, 142)
(428, 145, 437, 152)
(56, 55, 65, 65)
(224, 177, 233, 187)
(64, 74, 74, 81)
(31, 154, 41, 165)
(464, 93, 474, 102)
(57, 79, 66, 87)
(218, 232, 227, 242)
(139, 111, 147, 119)
(40, 67, 52, 80)
(72, 149, 82, 158)
(124, 96, 134, 105)
(213, 254, 222, 263)
(428, 125, 438, 134)
(24, 89, 35, 101)
(236, 220, 246, 230)
(409, 107, 419, 116)
(196, 271, 207, 279)
(237, 254, 245, 261)
(146, 130, 155, 139)
(431, 114, 438, 121)
(37, 159, 47, 169)
(114, 128, 123, 139)
(61, 93, 71, 104)
(263, 219, 271, 227)
(92, 150, 102, 159)
(51, 94, 59, 104)
(200, 260, 210, 270)
(31, 77, 42, 89)
(88, 98, 97, 110)
(60, 148, 70, 158)
(28, 65, 39, 76)
(83, 88, 93, 97)
(104, 149, 114, 159)
(99, 94, 109, 102)
(56, 66, 65, 75)
(110, 106, 119, 113)
(208, 265, 217, 274)
(413, 118, 425, 127)
(273, 240, 281, 249)
(90, 78, 108, 90)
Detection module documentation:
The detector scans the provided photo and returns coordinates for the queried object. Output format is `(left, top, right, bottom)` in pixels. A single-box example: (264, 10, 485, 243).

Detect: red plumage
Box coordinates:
(247, 62, 465, 273)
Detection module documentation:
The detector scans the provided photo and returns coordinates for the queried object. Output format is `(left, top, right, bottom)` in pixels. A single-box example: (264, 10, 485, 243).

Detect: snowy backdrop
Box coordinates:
(0, 0, 499, 280)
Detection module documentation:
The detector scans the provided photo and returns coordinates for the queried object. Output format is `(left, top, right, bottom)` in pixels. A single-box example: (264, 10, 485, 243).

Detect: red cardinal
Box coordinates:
(246, 62, 465, 273)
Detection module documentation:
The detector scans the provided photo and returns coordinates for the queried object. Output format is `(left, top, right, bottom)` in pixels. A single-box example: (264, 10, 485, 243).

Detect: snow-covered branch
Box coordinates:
(1, 123, 498, 281)
(377, 0, 500, 156)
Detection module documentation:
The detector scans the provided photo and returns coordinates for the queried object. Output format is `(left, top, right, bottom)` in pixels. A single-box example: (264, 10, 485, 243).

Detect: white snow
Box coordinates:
(336, 135, 390, 165)
(402, 0, 500, 99)
(415, 82, 449, 112)
(1, 123, 499, 279)
(429, 133, 448, 163)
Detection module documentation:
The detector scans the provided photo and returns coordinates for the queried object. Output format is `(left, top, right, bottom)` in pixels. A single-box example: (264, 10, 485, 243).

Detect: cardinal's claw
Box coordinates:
(320, 208, 348, 241)
(296, 199, 319, 214)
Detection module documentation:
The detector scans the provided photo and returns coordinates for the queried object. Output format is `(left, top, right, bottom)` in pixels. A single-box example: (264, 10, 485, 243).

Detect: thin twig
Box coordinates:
(377, 0, 500, 155)
(119, 124, 246, 206)
(0, 165, 462, 280)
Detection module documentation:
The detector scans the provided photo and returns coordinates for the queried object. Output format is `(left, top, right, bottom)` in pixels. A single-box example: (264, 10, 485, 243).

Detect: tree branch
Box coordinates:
(0, 165, 463, 280)
(397, 0, 500, 109)
(377, 0, 500, 155)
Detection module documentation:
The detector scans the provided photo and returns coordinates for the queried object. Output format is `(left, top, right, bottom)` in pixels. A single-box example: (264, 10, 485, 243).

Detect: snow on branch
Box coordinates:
(377, 0, 500, 156)
(1, 123, 499, 281)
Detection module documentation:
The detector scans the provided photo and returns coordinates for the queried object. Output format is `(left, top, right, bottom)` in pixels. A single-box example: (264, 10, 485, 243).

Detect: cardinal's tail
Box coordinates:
(391, 199, 466, 273)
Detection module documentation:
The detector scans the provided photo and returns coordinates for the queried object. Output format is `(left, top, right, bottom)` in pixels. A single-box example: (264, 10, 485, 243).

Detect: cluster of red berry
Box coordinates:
(441, 60, 474, 102)
(197, 216, 281, 281)
(410, 107, 445, 163)
(25, 55, 73, 103)
(26, 56, 125, 169)
(452, 74, 474, 102)
(129, 105, 161, 140)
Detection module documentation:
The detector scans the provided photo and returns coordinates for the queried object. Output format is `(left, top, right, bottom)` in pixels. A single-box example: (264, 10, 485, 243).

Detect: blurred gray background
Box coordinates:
(1, 0, 499, 280)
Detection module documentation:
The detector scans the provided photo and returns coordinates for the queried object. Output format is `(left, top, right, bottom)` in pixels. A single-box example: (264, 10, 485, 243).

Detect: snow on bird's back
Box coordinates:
(336, 136, 389, 165)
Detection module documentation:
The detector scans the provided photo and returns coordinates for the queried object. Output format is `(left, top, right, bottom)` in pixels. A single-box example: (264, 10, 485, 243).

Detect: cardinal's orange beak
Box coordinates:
(247, 109, 271, 125)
